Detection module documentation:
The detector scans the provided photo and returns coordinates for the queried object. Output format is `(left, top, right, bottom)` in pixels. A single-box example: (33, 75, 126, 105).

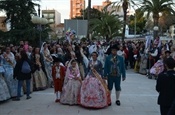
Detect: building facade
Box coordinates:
(42, 9, 61, 29)
(93, 0, 124, 17)
(93, 0, 111, 11)
(55, 23, 64, 38)
(70, 0, 85, 19)
(42, 9, 61, 39)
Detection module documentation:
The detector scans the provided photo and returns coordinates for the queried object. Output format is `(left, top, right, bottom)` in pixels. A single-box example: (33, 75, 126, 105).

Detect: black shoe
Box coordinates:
(108, 103, 112, 106)
(13, 98, 20, 101)
(116, 100, 121, 106)
(26, 96, 32, 100)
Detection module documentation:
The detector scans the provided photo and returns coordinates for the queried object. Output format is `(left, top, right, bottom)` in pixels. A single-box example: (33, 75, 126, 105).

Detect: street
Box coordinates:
(0, 70, 160, 115)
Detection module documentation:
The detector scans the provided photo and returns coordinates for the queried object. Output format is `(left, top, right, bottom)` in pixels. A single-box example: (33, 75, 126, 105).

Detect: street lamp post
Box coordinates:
(31, 16, 48, 46)
(153, 26, 159, 39)
(31, 4, 48, 46)
(134, 12, 136, 40)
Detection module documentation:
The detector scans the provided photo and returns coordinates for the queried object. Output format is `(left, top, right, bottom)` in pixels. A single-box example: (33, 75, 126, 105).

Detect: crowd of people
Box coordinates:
(0, 38, 126, 108)
(0, 33, 175, 113)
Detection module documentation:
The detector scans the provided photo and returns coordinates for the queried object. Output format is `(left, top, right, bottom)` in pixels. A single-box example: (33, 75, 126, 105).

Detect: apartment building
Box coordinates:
(93, 0, 111, 11)
(70, 0, 85, 19)
(42, 9, 61, 29)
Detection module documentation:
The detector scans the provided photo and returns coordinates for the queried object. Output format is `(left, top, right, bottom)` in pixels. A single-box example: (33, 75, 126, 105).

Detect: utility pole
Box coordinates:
(134, 12, 136, 40)
(87, 0, 91, 40)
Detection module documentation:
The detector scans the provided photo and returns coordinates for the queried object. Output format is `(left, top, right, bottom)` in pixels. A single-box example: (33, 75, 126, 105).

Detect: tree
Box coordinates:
(0, 0, 50, 45)
(90, 9, 122, 42)
(140, 0, 175, 38)
(129, 8, 146, 34)
(72, 8, 102, 20)
(145, 17, 154, 32)
(110, 0, 139, 42)
(159, 11, 175, 34)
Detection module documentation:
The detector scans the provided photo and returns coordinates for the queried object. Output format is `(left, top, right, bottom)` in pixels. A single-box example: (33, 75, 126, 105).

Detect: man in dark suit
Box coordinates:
(156, 58, 175, 115)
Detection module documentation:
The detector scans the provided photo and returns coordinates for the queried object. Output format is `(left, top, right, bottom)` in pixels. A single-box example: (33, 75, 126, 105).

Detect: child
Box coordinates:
(52, 58, 65, 102)
(60, 59, 82, 105)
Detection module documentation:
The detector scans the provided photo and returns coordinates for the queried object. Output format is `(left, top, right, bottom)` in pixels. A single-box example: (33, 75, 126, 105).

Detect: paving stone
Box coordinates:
(0, 69, 160, 115)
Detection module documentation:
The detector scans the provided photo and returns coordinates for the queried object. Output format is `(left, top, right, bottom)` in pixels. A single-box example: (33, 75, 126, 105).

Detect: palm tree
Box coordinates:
(90, 9, 122, 42)
(140, 0, 175, 38)
(108, 0, 139, 42)
(159, 11, 175, 34)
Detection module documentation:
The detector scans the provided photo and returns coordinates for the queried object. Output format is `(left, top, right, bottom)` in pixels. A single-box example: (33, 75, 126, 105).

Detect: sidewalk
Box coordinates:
(0, 70, 160, 115)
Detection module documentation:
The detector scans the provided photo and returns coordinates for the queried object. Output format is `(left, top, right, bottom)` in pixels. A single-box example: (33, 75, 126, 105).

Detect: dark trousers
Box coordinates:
(17, 79, 31, 98)
(129, 57, 134, 68)
(160, 105, 171, 115)
(125, 58, 128, 69)
(167, 100, 175, 115)
(107, 76, 121, 91)
(146, 58, 155, 70)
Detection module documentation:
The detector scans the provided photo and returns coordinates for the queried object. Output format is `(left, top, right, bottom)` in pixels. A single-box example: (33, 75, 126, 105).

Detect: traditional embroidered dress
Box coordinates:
(139, 54, 147, 75)
(0, 66, 10, 101)
(60, 61, 81, 105)
(98, 47, 105, 68)
(33, 54, 47, 90)
(2, 52, 18, 97)
(78, 60, 111, 108)
(150, 59, 164, 75)
(42, 48, 53, 86)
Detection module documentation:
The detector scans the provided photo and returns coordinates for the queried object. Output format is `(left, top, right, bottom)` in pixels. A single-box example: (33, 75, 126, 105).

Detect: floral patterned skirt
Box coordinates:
(0, 75, 10, 101)
(60, 79, 81, 105)
(78, 76, 110, 108)
(3, 67, 18, 97)
(150, 61, 164, 75)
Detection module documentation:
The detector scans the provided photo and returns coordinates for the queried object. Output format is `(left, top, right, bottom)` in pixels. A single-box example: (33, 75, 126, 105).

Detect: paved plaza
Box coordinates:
(0, 70, 160, 115)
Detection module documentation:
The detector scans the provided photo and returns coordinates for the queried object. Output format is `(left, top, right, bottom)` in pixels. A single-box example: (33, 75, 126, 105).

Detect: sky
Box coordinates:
(40, 0, 116, 23)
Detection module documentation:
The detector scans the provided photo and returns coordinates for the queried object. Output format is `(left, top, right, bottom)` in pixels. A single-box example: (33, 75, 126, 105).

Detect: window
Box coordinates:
(49, 14, 54, 18)
(49, 19, 54, 23)
(43, 14, 48, 18)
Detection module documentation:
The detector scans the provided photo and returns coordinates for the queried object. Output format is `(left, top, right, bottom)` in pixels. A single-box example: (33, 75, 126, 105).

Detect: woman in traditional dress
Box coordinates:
(78, 52, 111, 108)
(97, 45, 105, 68)
(2, 47, 17, 98)
(75, 44, 85, 79)
(150, 54, 164, 78)
(60, 59, 82, 105)
(32, 47, 47, 91)
(139, 43, 147, 75)
(40, 42, 53, 87)
(134, 45, 140, 72)
(64, 44, 76, 61)
(0, 60, 10, 101)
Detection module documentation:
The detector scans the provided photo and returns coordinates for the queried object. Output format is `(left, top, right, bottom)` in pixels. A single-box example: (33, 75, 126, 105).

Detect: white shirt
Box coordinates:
(117, 50, 125, 58)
